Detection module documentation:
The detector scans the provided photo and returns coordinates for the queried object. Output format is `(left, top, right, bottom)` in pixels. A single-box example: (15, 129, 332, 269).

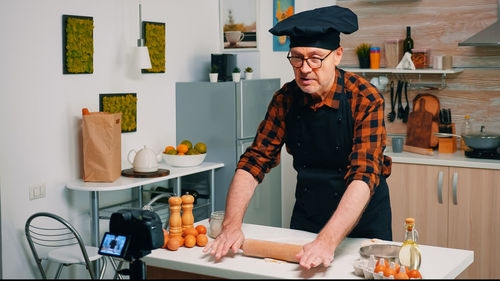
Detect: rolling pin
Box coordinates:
(241, 239, 303, 263)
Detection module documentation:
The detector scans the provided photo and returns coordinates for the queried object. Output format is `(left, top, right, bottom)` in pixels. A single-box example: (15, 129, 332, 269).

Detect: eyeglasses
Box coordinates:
(287, 50, 334, 69)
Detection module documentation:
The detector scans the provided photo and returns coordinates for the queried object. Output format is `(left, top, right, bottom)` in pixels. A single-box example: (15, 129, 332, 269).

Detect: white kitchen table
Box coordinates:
(143, 219, 473, 279)
(66, 162, 224, 249)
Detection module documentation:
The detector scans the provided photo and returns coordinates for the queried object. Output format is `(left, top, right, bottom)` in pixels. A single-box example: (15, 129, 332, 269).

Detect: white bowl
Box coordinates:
(162, 153, 206, 167)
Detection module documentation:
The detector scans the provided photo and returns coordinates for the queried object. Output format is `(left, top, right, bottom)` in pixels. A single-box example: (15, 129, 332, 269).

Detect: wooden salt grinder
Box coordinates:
(168, 196, 183, 238)
(181, 194, 195, 230)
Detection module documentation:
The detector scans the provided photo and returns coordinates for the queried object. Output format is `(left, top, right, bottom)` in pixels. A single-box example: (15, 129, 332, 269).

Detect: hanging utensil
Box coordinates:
(388, 81, 396, 122)
(403, 80, 410, 123)
(397, 80, 405, 120)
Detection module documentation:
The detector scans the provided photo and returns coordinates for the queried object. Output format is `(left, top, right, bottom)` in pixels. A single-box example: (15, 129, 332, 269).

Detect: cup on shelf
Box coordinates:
(392, 137, 405, 153)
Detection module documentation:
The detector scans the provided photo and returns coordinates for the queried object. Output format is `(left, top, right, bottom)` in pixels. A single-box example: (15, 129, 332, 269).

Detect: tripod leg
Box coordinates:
(130, 259, 145, 280)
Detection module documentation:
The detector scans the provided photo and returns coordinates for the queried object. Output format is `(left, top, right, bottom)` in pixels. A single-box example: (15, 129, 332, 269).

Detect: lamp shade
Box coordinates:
(137, 46, 152, 69)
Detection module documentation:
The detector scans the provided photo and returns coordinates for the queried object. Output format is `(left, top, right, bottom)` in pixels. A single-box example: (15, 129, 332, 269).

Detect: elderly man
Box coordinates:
(204, 5, 392, 269)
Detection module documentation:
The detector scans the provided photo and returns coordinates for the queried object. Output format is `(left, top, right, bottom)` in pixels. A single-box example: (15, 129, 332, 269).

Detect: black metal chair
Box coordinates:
(25, 212, 108, 279)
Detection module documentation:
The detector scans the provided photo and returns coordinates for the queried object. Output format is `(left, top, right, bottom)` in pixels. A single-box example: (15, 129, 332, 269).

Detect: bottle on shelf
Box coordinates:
(403, 26, 414, 54)
(370, 47, 381, 69)
(398, 217, 421, 270)
(461, 115, 472, 150)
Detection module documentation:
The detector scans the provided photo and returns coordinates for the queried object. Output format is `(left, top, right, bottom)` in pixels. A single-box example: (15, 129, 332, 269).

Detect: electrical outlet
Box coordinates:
(29, 183, 46, 200)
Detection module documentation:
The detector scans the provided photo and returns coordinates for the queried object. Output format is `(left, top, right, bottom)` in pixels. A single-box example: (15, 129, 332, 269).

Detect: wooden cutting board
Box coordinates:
(405, 99, 433, 148)
(413, 93, 440, 147)
(121, 168, 170, 178)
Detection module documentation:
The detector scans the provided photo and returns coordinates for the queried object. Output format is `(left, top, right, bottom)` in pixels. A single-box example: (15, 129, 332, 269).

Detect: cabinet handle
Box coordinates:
(452, 172, 458, 205)
(438, 171, 443, 204)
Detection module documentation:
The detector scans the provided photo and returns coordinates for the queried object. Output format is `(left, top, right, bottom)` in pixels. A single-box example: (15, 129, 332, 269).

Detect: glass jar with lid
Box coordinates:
(208, 211, 225, 238)
(411, 48, 430, 69)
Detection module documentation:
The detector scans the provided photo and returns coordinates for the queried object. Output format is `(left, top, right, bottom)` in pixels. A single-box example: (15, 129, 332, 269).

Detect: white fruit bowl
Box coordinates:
(162, 153, 206, 167)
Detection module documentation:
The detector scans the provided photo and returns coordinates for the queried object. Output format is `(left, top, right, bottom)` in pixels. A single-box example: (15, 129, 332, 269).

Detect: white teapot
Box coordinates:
(127, 145, 162, 172)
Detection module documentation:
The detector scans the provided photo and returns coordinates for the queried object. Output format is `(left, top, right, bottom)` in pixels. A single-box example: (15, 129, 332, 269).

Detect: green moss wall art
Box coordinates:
(142, 21, 165, 73)
(63, 15, 94, 74)
(99, 94, 137, 133)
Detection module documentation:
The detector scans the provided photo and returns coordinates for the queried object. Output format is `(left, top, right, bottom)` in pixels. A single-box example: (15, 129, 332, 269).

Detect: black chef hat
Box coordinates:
(269, 5, 358, 50)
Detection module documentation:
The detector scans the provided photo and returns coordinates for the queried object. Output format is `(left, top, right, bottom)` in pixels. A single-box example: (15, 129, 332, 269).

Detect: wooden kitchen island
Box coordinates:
(143, 219, 473, 279)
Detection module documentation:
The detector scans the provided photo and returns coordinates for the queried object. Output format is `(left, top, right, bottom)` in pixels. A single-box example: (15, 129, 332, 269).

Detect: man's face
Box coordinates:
(289, 47, 343, 96)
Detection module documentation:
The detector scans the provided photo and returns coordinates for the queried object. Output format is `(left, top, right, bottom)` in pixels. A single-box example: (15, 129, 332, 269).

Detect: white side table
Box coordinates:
(66, 162, 224, 250)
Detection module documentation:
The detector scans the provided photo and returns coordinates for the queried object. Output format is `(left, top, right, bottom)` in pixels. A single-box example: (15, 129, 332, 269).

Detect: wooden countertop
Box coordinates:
(143, 220, 473, 279)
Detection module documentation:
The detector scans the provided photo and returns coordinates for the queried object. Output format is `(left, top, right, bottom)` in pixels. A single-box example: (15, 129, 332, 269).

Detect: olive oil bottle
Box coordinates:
(398, 217, 422, 270)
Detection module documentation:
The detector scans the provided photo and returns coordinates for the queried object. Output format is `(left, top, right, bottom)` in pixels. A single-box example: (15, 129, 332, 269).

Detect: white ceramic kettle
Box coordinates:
(127, 145, 162, 172)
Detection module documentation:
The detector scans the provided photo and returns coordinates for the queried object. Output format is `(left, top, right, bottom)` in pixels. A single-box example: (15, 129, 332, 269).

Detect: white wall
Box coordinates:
(0, 0, 335, 278)
(0, 0, 220, 278)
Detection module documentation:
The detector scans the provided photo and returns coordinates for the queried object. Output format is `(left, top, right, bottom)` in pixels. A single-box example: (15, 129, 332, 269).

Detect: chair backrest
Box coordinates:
(24, 212, 96, 279)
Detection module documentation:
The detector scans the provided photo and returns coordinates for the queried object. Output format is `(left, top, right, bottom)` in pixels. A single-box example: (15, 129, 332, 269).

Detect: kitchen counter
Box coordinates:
(143, 220, 473, 279)
(385, 147, 500, 170)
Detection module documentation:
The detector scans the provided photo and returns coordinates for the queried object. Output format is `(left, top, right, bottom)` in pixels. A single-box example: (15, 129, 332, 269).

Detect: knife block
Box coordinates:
(438, 123, 457, 153)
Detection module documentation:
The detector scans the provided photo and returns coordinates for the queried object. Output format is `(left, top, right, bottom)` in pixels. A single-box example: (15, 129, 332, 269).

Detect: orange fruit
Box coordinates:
(177, 144, 189, 154)
(195, 225, 207, 235)
(183, 227, 199, 237)
(162, 229, 169, 248)
(177, 236, 185, 247)
(169, 235, 184, 247)
(196, 234, 208, 247)
(163, 146, 175, 153)
(407, 269, 422, 279)
(177, 152, 185, 155)
(184, 234, 197, 248)
(166, 237, 180, 251)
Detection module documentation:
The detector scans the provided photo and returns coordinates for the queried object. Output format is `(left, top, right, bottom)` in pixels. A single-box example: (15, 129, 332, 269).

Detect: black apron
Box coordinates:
(285, 69, 392, 240)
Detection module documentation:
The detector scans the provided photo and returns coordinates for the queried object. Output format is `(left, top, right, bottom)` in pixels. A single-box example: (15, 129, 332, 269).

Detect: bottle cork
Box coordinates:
(168, 196, 183, 238)
(181, 194, 195, 230)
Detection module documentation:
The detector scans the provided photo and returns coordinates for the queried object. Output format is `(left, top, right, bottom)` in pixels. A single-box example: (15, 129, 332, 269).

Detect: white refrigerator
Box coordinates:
(176, 79, 282, 227)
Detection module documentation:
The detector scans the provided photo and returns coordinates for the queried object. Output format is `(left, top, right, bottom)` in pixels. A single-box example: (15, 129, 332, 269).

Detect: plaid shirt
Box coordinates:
(237, 68, 392, 194)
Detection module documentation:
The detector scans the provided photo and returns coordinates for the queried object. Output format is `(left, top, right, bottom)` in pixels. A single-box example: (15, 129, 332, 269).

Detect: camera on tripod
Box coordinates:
(98, 208, 164, 279)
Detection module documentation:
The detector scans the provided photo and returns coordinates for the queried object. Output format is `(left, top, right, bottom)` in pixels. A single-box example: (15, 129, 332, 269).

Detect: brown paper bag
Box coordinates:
(82, 112, 122, 182)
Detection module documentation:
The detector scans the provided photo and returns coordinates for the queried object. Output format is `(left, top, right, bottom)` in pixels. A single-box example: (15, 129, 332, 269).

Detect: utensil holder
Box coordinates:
(438, 123, 457, 153)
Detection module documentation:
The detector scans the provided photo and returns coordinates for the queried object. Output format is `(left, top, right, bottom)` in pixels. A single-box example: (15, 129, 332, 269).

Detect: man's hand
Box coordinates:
(295, 237, 336, 269)
(202, 226, 245, 260)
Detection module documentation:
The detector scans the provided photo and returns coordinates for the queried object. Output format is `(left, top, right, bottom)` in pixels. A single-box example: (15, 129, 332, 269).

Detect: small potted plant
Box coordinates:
(355, 43, 372, 69)
(232, 67, 241, 82)
(244, 67, 253, 80)
(209, 65, 219, 83)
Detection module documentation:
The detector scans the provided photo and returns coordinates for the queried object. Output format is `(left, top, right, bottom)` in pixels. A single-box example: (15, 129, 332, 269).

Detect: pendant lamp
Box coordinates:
(137, 0, 152, 69)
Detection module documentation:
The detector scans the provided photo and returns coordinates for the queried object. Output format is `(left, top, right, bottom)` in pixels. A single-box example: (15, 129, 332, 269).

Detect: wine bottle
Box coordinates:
(403, 26, 414, 54)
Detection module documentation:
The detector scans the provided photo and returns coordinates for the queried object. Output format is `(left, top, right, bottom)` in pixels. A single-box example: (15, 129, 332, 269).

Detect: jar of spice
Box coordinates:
(411, 48, 430, 69)
(370, 47, 381, 69)
(208, 210, 225, 238)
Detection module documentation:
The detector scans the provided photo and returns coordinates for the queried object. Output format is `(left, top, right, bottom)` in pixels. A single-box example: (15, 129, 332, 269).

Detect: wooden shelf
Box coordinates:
(340, 67, 464, 88)
(341, 67, 464, 75)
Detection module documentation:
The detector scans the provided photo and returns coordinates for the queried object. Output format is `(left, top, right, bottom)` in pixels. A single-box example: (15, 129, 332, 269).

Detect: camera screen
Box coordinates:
(98, 232, 129, 258)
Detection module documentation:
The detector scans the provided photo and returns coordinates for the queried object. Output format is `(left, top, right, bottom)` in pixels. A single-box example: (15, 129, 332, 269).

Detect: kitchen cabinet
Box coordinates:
(176, 79, 282, 227)
(387, 163, 500, 278)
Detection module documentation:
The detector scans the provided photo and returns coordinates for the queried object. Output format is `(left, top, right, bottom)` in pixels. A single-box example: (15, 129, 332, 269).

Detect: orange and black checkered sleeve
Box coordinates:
(236, 85, 291, 183)
(344, 73, 392, 194)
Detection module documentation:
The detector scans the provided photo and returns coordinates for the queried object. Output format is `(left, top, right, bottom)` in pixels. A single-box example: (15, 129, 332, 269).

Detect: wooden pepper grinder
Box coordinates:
(181, 194, 195, 230)
(168, 196, 183, 238)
